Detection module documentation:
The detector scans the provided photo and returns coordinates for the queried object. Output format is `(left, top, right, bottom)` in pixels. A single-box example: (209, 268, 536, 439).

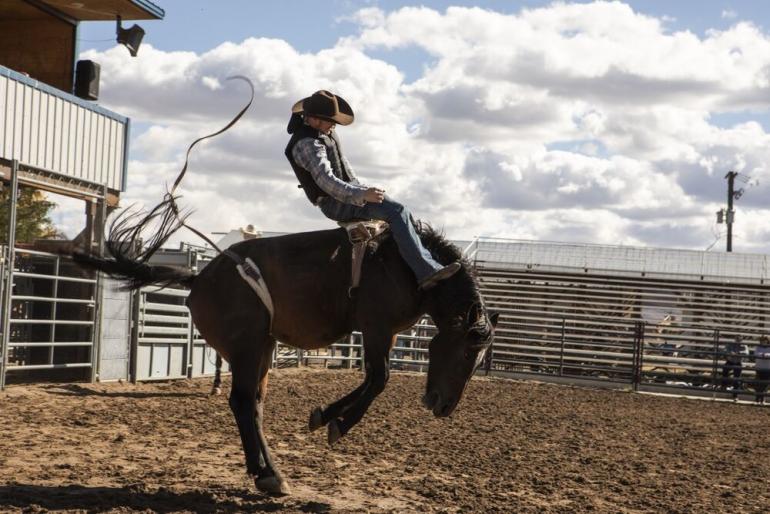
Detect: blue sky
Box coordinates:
(79, 1, 769, 67)
(66, 1, 770, 253)
(78, 1, 770, 126)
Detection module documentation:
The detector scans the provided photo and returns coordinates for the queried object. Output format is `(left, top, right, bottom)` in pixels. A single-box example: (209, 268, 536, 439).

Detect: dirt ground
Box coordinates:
(0, 368, 768, 514)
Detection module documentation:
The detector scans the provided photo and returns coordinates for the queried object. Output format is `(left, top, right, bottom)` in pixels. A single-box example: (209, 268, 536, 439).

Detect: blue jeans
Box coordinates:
(318, 196, 442, 282)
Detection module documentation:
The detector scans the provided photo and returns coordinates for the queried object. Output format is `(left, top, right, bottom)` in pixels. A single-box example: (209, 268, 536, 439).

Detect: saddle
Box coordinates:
(338, 220, 390, 295)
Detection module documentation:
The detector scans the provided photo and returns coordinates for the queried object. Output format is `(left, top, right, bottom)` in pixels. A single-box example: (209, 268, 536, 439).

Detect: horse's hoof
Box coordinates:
(255, 475, 292, 496)
(327, 419, 343, 446)
(308, 406, 324, 432)
(210, 386, 222, 396)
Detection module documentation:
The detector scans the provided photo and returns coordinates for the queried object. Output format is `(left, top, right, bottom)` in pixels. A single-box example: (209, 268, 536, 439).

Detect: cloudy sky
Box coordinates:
(62, 0, 770, 254)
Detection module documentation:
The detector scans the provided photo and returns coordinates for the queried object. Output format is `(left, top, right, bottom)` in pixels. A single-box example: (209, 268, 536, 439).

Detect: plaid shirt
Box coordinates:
(292, 135, 368, 206)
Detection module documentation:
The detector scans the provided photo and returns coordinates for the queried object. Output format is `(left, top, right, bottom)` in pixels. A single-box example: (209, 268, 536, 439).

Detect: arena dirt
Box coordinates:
(0, 368, 768, 513)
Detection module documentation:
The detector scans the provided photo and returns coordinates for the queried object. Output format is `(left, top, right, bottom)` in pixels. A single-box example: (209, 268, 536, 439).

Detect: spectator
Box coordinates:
(721, 335, 748, 399)
(753, 335, 770, 404)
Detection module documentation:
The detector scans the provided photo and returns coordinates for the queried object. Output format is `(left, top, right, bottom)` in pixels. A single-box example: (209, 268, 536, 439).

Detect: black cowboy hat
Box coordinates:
(291, 90, 354, 126)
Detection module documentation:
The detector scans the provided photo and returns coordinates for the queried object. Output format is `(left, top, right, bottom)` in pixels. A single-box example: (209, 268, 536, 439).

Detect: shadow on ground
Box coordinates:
(42, 384, 208, 399)
(0, 483, 332, 513)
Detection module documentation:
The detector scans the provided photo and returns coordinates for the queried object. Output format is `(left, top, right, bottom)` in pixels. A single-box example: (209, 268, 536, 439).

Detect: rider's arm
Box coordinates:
(293, 138, 367, 206)
(342, 156, 362, 185)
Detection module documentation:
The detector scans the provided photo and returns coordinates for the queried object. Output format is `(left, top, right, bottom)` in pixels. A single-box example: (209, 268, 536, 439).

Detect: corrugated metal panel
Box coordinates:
(475, 239, 769, 285)
(99, 278, 131, 381)
(0, 66, 128, 191)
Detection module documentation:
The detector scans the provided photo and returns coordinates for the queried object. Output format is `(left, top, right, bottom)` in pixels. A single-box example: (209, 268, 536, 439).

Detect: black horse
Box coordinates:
(75, 209, 498, 496)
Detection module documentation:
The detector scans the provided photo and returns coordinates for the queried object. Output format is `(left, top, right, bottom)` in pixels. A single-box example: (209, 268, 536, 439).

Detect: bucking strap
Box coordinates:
(223, 249, 274, 332)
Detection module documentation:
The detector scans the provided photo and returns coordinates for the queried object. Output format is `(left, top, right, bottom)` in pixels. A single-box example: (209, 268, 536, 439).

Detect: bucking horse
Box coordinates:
(72, 79, 499, 496)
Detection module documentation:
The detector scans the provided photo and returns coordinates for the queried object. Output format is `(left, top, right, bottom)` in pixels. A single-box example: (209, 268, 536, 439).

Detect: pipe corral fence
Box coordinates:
(1, 237, 768, 403)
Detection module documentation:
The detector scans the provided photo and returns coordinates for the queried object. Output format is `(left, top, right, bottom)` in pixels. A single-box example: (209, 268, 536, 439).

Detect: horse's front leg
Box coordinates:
(325, 333, 393, 445)
(308, 378, 369, 432)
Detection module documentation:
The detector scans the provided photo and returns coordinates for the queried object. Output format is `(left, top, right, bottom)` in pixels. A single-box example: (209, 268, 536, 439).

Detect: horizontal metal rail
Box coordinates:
(137, 337, 189, 344)
(6, 362, 91, 370)
(10, 319, 94, 326)
(141, 301, 189, 313)
(477, 265, 770, 296)
(12, 295, 94, 305)
(9, 341, 92, 347)
(13, 272, 97, 284)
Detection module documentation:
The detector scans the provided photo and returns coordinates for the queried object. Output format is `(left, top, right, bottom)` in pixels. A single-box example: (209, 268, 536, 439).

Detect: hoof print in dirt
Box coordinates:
(327, 419, 343, 446)
(308, 406, 324, 432)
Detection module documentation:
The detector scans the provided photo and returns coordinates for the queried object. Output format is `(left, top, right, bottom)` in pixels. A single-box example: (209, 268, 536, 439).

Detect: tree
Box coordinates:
(0, 187, 64, 244)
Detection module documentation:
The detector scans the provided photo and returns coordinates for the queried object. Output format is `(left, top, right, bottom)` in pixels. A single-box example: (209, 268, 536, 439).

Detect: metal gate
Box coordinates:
(0, 247, 99, 387)
(134, 286, 229, 381)
(282, 317, 435, 371)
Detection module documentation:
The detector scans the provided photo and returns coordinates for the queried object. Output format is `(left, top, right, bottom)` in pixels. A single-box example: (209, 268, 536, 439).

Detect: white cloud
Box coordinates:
(69, 1, 770, 255)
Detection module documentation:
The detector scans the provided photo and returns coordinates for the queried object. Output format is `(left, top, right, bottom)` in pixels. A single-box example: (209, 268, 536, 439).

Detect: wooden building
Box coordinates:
(0, 0, 164, 387)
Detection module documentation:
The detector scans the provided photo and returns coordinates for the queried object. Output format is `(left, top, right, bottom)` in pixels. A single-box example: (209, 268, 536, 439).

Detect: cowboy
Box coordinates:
(285, 90, 460, 290)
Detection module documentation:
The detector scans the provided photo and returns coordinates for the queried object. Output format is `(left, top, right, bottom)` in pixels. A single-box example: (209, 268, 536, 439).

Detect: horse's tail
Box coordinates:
(72, 195, 196, 291)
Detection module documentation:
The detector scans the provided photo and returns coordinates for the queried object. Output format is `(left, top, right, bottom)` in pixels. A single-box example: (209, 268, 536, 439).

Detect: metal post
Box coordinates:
(0, 258, 4, 384)
(632, 321, 645, 391)
(186, 246, 195, 378)
(90, 185, 107, 383)
(0, 160, 20, 390)
(711, 329, 720, 393)
(48, 254, 60, 366)
(187, 310, 195, 379)
(725, 171, 737, 252)
(359, 334, 365, 371)
(128, 289, 140, 383)
(558, 318, 566, 376)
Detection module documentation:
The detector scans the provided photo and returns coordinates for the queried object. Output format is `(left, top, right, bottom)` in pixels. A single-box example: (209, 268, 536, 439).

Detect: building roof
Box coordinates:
(30, 0, 164, 21)
(471, 238, 770, 286)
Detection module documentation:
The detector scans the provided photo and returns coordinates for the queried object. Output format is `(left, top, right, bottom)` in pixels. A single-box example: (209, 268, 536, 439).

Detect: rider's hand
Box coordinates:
(364, 187, 385, 204)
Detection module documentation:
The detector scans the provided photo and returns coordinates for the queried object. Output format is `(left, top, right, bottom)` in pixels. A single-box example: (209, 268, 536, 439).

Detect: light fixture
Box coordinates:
(116, 16, 145, 57)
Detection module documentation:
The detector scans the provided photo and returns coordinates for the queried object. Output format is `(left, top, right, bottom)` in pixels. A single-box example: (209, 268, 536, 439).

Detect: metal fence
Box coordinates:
(0, 247, 98, 386)
(134, 286, 230, 381)
(4, 237, 766, 405)
(277, 317, 436, 371)
(473, 257, 770, 400)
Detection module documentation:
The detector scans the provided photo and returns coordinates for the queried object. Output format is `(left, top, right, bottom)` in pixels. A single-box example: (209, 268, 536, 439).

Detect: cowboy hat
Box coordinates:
(240, 224, 260, 239)
(291, 90, 354, 126)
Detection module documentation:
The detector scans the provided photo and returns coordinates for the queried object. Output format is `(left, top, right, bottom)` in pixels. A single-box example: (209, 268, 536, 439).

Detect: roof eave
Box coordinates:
(130, 0, 164, 20)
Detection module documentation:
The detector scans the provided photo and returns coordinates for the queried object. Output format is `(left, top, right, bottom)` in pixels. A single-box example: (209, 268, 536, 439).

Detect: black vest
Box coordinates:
(285, 123, 354, 204)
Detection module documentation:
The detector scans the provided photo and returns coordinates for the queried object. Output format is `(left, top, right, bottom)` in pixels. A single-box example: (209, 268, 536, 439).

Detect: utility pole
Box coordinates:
(725, 171, 737, 252)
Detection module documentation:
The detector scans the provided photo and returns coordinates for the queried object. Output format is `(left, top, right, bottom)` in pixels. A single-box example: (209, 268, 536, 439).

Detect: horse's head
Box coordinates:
(422, 302, 499, 417)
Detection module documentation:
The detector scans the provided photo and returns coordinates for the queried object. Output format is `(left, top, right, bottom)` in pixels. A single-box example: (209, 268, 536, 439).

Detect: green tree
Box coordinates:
(0, 188, 63, 244)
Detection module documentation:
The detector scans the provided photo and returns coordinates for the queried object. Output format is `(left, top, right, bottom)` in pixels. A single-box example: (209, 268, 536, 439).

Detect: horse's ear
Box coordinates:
(489, 311, 500, 328)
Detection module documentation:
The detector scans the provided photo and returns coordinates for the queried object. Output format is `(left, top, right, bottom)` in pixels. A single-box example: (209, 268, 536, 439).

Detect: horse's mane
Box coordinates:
(414, 221, 482, 322)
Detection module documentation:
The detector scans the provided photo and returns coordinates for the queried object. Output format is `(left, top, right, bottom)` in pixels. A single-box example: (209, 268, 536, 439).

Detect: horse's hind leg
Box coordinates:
(228, 331, 290, 496)
(211, 352, 223, 395)
(253, 336, 288, 494)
